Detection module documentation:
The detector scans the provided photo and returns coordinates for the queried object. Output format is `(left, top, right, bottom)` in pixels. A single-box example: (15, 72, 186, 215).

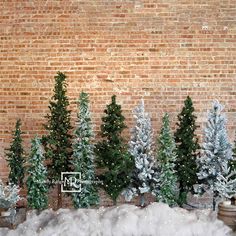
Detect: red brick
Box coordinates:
(0, 0, 236, 207)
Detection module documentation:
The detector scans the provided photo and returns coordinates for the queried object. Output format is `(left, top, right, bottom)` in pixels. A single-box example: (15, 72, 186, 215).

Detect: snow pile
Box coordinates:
(0, 203, 232, 236)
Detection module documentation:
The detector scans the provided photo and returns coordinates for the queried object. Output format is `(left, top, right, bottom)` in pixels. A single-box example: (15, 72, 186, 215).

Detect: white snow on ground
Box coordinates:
(0, 202, 233, 236)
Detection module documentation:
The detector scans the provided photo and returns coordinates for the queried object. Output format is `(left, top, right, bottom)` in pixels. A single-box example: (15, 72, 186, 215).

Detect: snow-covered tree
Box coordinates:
(0, 180, 20, 209)
(153, 113, 178, 206)
(197, 100, 233, 210)
(71, 92, 99, 208)
(215, 165, 236, 199)
(26, 136, 48, 209)
(123, 99, 155, 206)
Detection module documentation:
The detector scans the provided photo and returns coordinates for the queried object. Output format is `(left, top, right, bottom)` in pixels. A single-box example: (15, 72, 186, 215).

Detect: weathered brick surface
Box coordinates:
(0, 0, 236, 207)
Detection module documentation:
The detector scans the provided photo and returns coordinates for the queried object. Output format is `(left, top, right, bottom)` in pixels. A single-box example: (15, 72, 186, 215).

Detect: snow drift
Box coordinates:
(0, 202, 232, 236)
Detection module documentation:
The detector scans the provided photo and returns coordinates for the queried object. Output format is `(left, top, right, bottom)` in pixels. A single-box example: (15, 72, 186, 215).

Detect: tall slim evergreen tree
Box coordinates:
(26, 136, 48, 210)
(123, 99, 155, 206)
(154, 113, 178, 206)
(6, 119, 25, 187)
(95, 95, 133, 205)
(71, 92, 99, 208)
(197, 100, 233, 210)
(42, 72, 72, 209)
(174, 96, 199, 205)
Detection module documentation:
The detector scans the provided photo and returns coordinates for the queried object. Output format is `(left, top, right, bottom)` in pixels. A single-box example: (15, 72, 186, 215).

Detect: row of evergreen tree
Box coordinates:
(5, 72, 236, 210)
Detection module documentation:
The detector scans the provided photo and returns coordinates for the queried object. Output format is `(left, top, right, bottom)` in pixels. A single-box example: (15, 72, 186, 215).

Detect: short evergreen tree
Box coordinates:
(215, 165, 236, 200)
(197, 100, 233, 210)
(123, 99, 155, 206)
(95, 95, 133, 205)
(0, 179, 20, 209)
(71, 92, 99, 208)
(6, 119, 25, 187)
(174, 96, 200, 205)
(26, 136, 48, 210)
(42, 72, 72, 209)
(154, 113, 178, 206)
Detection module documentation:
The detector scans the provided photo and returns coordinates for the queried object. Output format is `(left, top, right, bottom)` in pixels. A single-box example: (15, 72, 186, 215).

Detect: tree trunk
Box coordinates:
(140, 193, 146, 207)
(213, 195, 216, 211)
(178, 180, 187, 207)
(113, 199, 117, 206)
(179, 189, 187, 207)
(57, 183, 62, 209)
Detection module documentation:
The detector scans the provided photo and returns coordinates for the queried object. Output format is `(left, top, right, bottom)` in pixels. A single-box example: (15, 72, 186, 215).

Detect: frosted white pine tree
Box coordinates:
(215, 165, 236, 199)
(153, 113, 178, 206)
(123, 99, 155, 206)
(197, 100, 233, 210)
(0, 180, 20, 209)
(26, 136, 48, 209)
(71, 92, 99, 208)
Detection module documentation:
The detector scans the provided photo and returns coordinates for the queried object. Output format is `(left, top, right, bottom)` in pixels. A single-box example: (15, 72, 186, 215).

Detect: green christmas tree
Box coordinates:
(71, 92, 99, 208)
(174, 96, 200, 205)
(42, 72, 72, 209)
(6, 119, 25, 187)
(26, 136, 48, 210)
(154, 113, 178, 206)
(95, 95, 134, 205)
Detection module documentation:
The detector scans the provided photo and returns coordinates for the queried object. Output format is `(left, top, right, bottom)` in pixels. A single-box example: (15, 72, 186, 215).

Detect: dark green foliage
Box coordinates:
(95, 95, 134, 204)
(6, 119, 25, 187)
(174, 96, 200, 205)
(231, 137, 236, 171)
(42, 72, 72, 208)
(71, 92, 99, 208)
(26, 136, 48, 209)
(42, 72, 72, 182)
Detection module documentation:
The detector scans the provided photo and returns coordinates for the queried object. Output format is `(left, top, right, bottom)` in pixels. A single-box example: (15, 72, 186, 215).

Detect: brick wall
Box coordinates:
(0, 0, 236, 207)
